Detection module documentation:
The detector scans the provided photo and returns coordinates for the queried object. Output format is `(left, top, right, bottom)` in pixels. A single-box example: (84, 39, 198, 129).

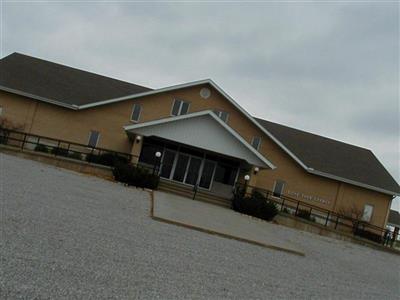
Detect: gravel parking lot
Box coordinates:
(1, 153, 399, 299)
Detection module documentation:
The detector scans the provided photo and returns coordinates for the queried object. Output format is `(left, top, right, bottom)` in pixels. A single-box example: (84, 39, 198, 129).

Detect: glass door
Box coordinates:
(161, 150, 216, 190)
(199, 160, 216, 189)
(184, 157, 202, 185)
(172, 154, 190, 182)
(160, 150, 176, 179)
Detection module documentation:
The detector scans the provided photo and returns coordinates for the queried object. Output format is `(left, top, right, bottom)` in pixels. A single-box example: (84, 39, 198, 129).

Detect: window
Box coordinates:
(273, 180, 285, 197)
(251, 136, 261, 150)
(213, 110, 229, 123)
(362, 204, 374, 222)
(171, 99, 190, 116)
(130, 104, 142, 122)
(88, 130, 100, 148)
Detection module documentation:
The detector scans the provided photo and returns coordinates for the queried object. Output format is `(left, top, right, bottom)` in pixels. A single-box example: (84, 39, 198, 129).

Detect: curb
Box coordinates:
(150, 191, 305, 257)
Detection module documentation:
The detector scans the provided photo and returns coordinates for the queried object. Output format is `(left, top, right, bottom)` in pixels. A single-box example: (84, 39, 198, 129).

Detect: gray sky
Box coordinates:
(2, 2, 399, 209)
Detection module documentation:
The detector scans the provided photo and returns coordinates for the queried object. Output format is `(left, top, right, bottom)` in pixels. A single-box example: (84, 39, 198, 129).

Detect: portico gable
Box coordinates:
(123, 110, 275, 169)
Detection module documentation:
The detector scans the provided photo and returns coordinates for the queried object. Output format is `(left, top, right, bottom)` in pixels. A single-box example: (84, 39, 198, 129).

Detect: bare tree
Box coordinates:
(338, 204, 366, 233)
(338, 204, 364, 220)
(0, 116, 24, 144)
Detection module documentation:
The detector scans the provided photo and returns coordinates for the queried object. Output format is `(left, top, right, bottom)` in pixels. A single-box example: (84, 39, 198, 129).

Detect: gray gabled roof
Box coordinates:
(0, 52, 152, 107)
(1, 53, 398, 195)
(255, 118, 400, 195)
(388, 210, 400, 227)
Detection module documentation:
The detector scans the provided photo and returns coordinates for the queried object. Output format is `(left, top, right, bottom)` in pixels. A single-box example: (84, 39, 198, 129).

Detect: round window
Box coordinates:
(200, 87, 211, 99)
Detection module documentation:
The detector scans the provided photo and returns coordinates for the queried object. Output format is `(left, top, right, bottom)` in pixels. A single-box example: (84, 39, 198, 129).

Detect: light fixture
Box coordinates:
(254, 167, 259, 175)
(135, 135, 142, 143)
(244, 174, 250, 181)
(155, 151, 162, 158)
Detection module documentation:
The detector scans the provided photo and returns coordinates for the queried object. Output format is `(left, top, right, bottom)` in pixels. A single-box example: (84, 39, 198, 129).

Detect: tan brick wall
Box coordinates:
(0, 85, 393, 227)
(334, 183, 393, 228)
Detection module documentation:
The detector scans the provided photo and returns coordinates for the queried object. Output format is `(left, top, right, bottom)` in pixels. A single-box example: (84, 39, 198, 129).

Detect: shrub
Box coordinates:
(113, 162, 159, 190)
(34, 144, 49, 153)
(49, 147, 83, 160)
(354, 227, 382, 244)
(296, 209, 316, 222)
(68, 151, 83, 160)
(50, 147, 69, 157)
(87, 152, 129, 167)
(232, 191, 278, 221)
(0, 135, 7, 145)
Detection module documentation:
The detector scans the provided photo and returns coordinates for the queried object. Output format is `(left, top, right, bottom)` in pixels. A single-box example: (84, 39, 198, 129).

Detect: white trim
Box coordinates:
(272, 179, 285, 198)
(89, 79, 308, 169)
(3, 77, 398, 195)
(171, 98, 191, 116)
(120, 79, 399, 196)
(0, 85, 78, 110)
(307, 169, 400, 196)
(130, 103, 142, 123)
(87, 130, 100, 148)
(78, 79, 211, 110)
(124, 110, 276, 169)
(362, 204, 374, 222)
(0, 79, 310, 171)
(213, 109, 229, 123)
(251, 136, 262, 151)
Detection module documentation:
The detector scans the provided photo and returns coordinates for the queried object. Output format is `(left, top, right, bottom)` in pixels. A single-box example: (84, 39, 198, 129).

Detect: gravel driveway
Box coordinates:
(1, 153, 399, 299)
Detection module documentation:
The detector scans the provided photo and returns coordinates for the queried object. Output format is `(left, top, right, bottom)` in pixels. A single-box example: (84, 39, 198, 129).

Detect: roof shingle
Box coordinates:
(0, 52, 151, 106)
(255, 118, 400, 194)
(1, 52, 398, 195)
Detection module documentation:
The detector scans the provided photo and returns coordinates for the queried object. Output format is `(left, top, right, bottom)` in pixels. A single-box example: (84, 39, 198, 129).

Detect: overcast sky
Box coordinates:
(2, 2, 399, 209)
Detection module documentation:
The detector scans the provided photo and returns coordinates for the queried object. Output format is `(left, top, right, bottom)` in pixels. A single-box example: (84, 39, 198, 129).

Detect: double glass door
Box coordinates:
(159, 150, 216, 189)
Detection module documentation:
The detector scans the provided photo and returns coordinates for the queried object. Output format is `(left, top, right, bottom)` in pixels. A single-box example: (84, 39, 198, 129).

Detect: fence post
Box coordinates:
(281, 198, 285, 211)
(90, 147, 94, 157)
(21, 133, 27, 150)
(325, 211, 330, 226)
(54, 140, 61, 156)
(193, 184, 198, 200)
(295, 201, 300, 215)
(335, 216, 339, 229)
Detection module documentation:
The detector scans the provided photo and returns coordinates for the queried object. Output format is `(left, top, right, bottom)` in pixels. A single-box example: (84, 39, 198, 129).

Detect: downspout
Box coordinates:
(383, 196, 395, 228)
(27, 100, 39, 134)
(332, 182, 343, 212)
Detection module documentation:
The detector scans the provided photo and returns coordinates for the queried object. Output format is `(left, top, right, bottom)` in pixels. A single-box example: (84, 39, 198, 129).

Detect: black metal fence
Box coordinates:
(0, 128, 135, 168)
(234, 183, 398, 247)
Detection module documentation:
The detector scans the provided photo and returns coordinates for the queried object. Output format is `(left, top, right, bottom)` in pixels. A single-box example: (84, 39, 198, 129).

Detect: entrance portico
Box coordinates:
(124, 110, 275, 198)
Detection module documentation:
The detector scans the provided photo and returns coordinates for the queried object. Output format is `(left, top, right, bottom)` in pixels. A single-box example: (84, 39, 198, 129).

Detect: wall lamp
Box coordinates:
(135, 135, 142, 143)
(253, 167, 259, 175)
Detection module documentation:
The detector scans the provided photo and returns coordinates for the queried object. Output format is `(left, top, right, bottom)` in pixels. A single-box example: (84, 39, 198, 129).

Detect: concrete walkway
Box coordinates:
(152, 191, 305, 256)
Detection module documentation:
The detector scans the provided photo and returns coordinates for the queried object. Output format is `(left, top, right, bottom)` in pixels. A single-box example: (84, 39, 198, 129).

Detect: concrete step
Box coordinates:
(158, 180, 231, 208)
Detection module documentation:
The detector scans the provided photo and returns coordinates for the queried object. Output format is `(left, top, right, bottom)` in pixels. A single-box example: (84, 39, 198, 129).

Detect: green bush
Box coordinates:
(87, 152, 129, 167)
(34, 144, 49, 153)
(296, 209, 316, 222)
(68, 151, 83, 160)
(50, 147, 69, 157)
(113, 162, 159, 190)
(232, 191, 278, 221)
(354, 227, 382, 244)
(49, 147, 83, 160)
